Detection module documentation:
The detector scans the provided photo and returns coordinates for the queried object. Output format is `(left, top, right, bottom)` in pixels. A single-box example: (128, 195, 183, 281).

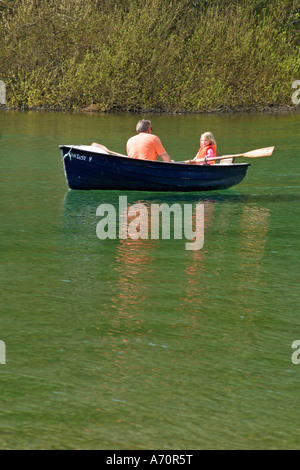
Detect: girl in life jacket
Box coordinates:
(193, 132, 217, 165)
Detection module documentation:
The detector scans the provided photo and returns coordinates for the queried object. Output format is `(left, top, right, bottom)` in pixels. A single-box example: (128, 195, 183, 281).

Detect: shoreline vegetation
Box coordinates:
(1, 103, 300, 116)
(1, 0, 300, 114)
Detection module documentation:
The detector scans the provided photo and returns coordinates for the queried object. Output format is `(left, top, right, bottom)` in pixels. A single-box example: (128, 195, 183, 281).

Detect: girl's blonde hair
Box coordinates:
(201, 132, 217, 149)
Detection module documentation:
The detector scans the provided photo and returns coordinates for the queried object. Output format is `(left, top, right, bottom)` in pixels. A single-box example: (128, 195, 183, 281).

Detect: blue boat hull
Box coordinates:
(60, 145, 250, 191)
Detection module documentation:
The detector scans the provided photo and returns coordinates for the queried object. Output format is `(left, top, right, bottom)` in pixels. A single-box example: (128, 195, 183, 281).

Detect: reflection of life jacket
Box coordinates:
(195, 144, 216, 164)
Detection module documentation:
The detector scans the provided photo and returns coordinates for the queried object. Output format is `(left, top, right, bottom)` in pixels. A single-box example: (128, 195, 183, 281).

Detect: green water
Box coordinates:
(1, 110, 300, 449)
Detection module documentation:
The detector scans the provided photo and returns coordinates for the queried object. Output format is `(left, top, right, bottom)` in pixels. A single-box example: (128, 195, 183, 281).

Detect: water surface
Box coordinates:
(1, 110, 300, 449)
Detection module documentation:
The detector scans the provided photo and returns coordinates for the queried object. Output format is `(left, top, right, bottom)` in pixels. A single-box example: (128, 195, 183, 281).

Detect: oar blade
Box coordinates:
(243, 146, 275, 158)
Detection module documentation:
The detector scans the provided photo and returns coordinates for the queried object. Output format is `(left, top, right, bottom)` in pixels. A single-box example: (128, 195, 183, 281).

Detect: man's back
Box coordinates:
(126, 132, 166, 161)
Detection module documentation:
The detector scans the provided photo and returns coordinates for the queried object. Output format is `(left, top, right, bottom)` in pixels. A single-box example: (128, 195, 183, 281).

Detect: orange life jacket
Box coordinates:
(195, 144, 216, 164)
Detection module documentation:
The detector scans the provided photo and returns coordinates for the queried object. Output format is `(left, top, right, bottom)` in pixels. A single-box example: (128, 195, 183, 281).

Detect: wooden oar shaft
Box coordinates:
(91, 142, 127, 157)
(182, 146, 275, 164)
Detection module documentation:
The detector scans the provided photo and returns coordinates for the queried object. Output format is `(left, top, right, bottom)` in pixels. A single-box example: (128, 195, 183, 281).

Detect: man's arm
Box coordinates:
(159, 152, 174, 163)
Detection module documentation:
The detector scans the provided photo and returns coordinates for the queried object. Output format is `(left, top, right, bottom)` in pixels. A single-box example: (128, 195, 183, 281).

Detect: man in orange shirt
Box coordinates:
(126, 119, 173, 162)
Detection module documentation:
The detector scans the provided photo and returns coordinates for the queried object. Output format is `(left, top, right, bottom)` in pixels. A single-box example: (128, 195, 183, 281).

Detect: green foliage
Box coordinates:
(0, 0, 299, 111)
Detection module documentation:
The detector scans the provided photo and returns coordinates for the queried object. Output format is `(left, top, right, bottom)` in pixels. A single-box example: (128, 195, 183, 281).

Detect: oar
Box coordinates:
(91, 142, 127, 157)
(182, 146, 275, 164)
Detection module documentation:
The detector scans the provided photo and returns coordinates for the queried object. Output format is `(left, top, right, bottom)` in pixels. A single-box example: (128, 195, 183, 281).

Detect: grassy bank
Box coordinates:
(0, 0, 299, 112)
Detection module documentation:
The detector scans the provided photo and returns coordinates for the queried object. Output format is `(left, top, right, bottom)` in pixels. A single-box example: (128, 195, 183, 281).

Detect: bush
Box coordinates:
(0, 0, 299, 111)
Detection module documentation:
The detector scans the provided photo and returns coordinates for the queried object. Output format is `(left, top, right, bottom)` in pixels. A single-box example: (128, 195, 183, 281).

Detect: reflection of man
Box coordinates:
(127, 119, 174, 162)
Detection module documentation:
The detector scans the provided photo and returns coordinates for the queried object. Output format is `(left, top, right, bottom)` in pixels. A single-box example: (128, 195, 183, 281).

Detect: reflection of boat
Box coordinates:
(59, 145, 250, 192)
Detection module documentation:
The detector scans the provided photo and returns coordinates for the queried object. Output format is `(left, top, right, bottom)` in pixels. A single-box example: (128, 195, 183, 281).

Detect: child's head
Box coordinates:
(200, 132, 216, 148)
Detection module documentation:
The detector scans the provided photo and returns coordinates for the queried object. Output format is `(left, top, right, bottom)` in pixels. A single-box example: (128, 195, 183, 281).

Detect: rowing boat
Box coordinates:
(59, 144, 250, 191)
